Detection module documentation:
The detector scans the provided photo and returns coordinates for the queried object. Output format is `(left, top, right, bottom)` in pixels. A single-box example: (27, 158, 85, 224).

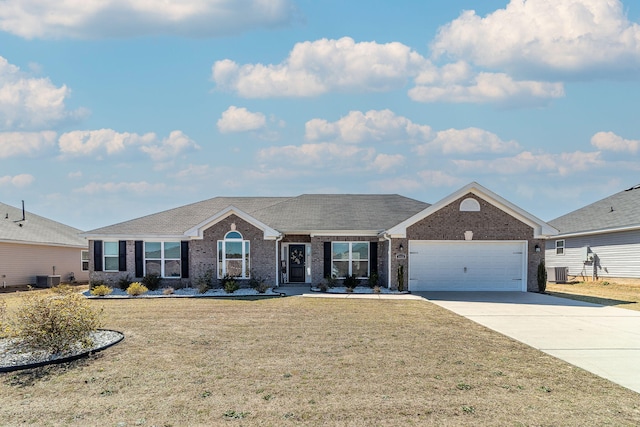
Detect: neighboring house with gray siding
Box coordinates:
(82, 182, 557, 292)
(0, 202, 89, 288)
(546, 184, 640, 281)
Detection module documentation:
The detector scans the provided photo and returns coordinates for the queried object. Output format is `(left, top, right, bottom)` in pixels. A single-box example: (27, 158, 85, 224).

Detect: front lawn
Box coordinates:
(1, 291, 639, 425)
(547, 280, 640, 311)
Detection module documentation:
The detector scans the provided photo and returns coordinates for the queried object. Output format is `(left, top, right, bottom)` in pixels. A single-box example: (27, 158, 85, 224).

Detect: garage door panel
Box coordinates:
(409, 241, 525, 292)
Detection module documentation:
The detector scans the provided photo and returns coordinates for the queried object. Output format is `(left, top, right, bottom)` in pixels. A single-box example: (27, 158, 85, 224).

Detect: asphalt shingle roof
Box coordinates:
(549, 184, 640, 235)
(0, 202, 86, 247)
(85, 194, 430, 236)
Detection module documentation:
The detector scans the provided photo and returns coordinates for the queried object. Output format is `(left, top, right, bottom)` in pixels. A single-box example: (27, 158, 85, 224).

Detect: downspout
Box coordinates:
(275, 234, 283, 287)
(383, 233, 392, 289)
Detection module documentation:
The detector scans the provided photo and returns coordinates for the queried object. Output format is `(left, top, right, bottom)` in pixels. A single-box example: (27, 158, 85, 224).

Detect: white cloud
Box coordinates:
(0, 0, 295, 39)
(58, 129, 198, 160)
(453, 150, 603, 176)
(416, 127, 520, 155)
(74, 181, 167, 195)
(591, 131, 640, 154)
(258, 142, 375, 169)
(139, 130, 200, 162)
(305, 109, 432, 143)
(370, 177, 422, 193)
(409, 72, 564, 106)
(416, 170, 464, 187)
(369, 154, 405, 172)
(0, 56, 86, 130)
(431, 0, 640, 77)
(0, 173, 35, 188)
(217, 106, 267, 133)
(0, 131, 57, 158)
(212, 37, 429, 98)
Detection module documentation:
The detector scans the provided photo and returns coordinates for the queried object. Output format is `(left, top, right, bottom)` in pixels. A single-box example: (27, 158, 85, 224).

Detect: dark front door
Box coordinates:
(288, 245, 306, 283)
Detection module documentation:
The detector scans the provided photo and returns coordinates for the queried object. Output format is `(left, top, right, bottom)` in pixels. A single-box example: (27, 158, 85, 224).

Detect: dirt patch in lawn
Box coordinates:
(547, 280, 640, 311)
(1, 294, 639, 426)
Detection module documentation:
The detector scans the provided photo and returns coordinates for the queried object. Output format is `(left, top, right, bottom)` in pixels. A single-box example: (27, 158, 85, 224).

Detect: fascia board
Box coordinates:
(550, 223, 640, 239)
(0, 239, 87, 248)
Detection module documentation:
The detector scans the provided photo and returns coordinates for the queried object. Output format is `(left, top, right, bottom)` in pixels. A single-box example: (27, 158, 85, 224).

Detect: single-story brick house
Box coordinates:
(1, 201, 89, 288)
(546, 184, 640, 282)
(82, 182, 557, 292)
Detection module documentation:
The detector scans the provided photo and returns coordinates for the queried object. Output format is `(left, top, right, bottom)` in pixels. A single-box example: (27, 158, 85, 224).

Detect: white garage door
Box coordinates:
(409, 241, 526, 292)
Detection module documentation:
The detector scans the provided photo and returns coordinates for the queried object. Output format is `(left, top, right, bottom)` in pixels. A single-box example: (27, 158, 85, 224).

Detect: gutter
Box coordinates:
(275, 234, 283, 287)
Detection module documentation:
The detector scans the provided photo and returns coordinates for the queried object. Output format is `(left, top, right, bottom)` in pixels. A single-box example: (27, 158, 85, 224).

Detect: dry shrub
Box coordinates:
(0, 299, 8, 338)
(90, 285, 113, 297)
(127, 282, 148, 296)
(11, 291, 103, 353)
(163, 287, 175, 295)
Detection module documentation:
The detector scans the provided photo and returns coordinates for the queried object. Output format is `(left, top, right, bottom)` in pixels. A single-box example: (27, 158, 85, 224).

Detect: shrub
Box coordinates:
(397, 265, 405, 292)
(163, 287, 175, 295)
(325, 275, 338, 288)
(249, 274, 269, 293)
(88, 280, 105, 291)
(368, 271, 379, 288)
(141, 273, 161, 291)
(343, 274, 358, 290)
(51, 283, 75, 295)
(221, 275, 239, 294)
(126, 282, 149, 296)
(537, 260, 547, 293)
(318, 283, 328, 292)
(195, 269, 215, 294)
(90, 285, 113, 297)
(117, 275, 132, 291)
(373, 285, 381, 294)
(0, 299, 9, 339)
(11, 291, 103, 353)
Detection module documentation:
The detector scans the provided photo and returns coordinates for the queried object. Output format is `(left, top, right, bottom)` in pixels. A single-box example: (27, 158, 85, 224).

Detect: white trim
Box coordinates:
(0, 238, 87, 248)
(387, 182, 558, 239)
(184, 205, 280, 240)
(551, 223, 640, 239)
(310, 230, 381, 237)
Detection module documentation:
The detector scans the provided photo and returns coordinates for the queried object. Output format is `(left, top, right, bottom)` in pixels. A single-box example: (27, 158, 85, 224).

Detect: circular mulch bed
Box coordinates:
(0, 329, 124, 373)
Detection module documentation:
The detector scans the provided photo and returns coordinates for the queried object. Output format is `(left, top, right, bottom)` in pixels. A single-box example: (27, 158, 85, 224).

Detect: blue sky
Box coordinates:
(1, 0, 639, 231)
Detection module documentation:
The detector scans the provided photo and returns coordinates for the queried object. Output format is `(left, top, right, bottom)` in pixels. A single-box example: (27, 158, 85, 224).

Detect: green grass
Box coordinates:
(1, 290, 640, 426)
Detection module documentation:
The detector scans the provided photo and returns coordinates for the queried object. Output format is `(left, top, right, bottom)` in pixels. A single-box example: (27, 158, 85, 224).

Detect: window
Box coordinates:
(103, 242, 119, 271)
(332, 242, 369, 278)
(555, 240, 565, 255)
(81, 250, 89, 271)
(144, 242, 181, 278)
(218, 231, 250, 279)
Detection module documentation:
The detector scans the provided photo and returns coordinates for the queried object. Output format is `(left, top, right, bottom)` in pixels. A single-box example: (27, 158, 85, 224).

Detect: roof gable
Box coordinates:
(386, 182, 558, 238)
(184, 206, 280, 240)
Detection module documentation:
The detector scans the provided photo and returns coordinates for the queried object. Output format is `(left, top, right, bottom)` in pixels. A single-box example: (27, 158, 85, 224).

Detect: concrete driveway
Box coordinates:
(418, 292, 640, 394)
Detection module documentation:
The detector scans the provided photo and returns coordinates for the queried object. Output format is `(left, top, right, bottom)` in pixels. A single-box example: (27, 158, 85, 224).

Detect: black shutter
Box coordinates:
(94, 240, 103, 272)
(323, 241, 332, 278)
(181, 241, 189, 278)
(370, 242, 378, 274)
(135, 241, 144, 278)
(118, 241, 127, 271)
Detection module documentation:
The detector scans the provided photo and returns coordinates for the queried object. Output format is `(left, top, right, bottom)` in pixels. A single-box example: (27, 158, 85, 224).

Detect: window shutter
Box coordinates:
(323, 242, 331, 278)
(370, 242, 378, 274)
(181, 241, 189, 278)
(118, 241, 127, 271)
(135, 241, 144, 278)
(94, 240, 103, 272)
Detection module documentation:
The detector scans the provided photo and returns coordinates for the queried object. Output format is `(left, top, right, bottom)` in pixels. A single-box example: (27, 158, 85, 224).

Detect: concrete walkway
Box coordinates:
(277, 286, 423, 300)
(418, 292, 640, 394)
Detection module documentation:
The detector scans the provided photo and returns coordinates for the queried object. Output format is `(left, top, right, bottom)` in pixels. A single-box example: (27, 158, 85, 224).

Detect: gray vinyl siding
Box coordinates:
(546, 229, 640, 279)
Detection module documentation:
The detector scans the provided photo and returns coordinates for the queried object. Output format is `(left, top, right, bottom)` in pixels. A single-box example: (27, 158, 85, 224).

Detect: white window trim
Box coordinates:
(555, 239, 565, 255)
(218, 232, 251, 279)
(81, 250, 89, 272)
(103, 241, 119, 272)
(144, 241, 182, 279)
(332, 241, 370, 279)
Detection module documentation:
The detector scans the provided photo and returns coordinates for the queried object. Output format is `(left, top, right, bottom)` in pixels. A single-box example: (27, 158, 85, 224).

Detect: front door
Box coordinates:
(288, 245, 306, 283)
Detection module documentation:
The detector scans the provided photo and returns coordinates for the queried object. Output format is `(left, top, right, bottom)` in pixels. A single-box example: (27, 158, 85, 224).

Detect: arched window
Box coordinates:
(218, 230, 250, 279)
(460, 198, 481, 212)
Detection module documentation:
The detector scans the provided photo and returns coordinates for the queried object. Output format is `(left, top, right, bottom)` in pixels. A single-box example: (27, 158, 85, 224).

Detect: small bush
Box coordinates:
(343, 274, 358, 289)
(195, 269, 215, 294)
(51, 284, 75, 295)
(126, 282, 149, 296)
(0, 299, 9, 338)
(88, 280, 105, 291)
(373, 285, 381, 294)
(11, 292, 103, 353)
(90, 285, 113, 297)
(221, 275, 239, 294)
(368, 271, 379, 288)
(318, 283, 328, 292)
(325, 275, 338, 288)
(163, 287, 175, 295)
(249, 274, 269, 293)
(537, 260, 547, 293)
(117, 275, 132, 291)
(141, 273, 161, 291)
